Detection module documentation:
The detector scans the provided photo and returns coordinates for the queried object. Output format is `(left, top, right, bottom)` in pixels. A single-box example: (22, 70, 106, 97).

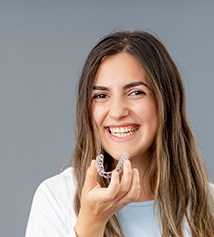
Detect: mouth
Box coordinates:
(106, 125, 139, 138)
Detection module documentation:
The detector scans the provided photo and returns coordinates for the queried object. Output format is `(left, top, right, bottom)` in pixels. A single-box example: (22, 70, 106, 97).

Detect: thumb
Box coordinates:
(83, 160, 98, 192)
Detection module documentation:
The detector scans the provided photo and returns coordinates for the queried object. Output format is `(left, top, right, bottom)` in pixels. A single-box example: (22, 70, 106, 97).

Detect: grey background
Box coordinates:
(0, 1, 214, 236)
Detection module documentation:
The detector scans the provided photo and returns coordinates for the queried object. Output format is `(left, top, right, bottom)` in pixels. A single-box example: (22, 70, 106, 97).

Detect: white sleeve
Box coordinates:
(209, 183, 214, 197)
(209, 183, 214, 215)
(25, 169, 77, 237)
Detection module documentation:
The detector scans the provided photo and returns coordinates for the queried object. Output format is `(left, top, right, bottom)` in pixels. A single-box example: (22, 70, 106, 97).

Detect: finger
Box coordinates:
(118, 168, 141, 205)
(104, 171, 120, 200)
(117, 159, 133, 199)
(83, 160, 98, 192)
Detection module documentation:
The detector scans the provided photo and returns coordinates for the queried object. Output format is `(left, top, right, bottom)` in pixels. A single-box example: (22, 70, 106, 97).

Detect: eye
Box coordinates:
(92, 93, 108, 100)
(128, 90, 146, 96)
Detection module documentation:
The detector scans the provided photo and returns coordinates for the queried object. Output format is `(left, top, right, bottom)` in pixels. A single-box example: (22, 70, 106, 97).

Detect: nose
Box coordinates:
(109, 97, 129, 120)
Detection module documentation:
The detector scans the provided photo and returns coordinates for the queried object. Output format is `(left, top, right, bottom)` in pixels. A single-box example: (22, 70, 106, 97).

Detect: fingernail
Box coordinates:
(134, 169, 140, 181)
(124, 159, 130, 167)
(112, 170, 119, 178)
(92, 159, 97, 165)
(89, 160, 96, 169)
(133, 168, 139, 175)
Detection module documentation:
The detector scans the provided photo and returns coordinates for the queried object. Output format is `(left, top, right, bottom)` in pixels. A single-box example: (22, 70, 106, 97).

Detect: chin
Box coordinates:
(102, 149, 124, 160)
(103, 148, 133, 161)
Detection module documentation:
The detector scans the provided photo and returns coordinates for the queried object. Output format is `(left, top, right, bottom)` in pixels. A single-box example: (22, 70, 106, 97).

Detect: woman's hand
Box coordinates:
(75, 159, 140, 237)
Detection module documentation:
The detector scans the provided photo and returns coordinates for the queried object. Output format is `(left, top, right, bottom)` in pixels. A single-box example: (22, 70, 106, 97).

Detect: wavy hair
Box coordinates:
(72, 31, 214, 237)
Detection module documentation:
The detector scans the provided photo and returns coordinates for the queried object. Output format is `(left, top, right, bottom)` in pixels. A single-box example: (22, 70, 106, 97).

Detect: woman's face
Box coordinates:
(91, 52, 158, 164)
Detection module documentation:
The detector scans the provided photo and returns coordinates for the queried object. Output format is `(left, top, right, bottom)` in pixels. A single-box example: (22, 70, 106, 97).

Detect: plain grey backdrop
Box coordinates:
(0, 1, 214, 236)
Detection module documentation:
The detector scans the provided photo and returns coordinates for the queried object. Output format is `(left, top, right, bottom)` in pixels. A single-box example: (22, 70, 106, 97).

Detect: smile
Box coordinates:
(107, 126, 139, 138)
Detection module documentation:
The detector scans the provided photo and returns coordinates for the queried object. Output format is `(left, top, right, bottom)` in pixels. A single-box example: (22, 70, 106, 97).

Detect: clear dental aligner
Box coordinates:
(96, 152, 129, 179)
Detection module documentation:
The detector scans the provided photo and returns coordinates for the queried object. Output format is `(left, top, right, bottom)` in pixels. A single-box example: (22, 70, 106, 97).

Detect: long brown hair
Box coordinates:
(72, 31, 214, 237)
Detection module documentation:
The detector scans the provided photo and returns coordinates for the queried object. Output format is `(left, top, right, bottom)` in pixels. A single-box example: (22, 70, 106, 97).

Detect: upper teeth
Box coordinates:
(108, 127, 138, 137)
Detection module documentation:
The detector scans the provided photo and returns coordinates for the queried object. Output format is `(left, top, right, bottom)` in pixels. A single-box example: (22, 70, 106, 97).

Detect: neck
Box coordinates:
(131, 155, 154, 202)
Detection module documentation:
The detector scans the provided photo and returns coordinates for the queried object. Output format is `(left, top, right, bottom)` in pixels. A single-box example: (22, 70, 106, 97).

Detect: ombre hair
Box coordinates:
(72, 31, 214, 237)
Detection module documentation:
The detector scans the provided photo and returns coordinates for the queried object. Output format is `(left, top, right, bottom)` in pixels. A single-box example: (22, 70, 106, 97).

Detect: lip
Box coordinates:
(105, 123, 139, 128)
(104, 123, 140, 142)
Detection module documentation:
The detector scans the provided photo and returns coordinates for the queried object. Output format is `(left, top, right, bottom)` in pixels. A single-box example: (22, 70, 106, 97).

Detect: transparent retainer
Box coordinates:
(96, 152, 129, 179)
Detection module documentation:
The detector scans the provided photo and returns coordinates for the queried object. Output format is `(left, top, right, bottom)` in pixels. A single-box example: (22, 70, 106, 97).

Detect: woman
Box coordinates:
(26, 31, 214, 237)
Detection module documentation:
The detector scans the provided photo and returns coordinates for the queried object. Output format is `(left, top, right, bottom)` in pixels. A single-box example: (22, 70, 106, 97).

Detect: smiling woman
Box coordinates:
(91, 52, 158, 165)
(25, 31, 214, 237)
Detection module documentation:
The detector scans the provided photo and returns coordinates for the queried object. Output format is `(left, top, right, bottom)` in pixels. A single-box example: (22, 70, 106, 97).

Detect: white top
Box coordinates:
(25, 167, 214, 237)
(25, 168, 77, 237)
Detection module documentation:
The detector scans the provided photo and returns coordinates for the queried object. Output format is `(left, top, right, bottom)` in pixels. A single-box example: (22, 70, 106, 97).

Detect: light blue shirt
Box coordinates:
(117, 200, 161, 237)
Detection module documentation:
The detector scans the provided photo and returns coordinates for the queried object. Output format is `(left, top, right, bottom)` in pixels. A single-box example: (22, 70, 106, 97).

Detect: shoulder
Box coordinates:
(26, 167, 78, 236)
(34, 167, 77, 208)
(37, 167, 77, 192)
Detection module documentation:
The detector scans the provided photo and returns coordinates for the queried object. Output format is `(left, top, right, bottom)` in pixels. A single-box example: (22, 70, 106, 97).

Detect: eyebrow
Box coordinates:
(124, 81, 148, 89)
(92, 81, 148, 91)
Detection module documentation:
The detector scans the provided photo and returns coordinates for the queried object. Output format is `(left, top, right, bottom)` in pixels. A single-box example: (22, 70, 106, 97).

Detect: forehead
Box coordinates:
(94, 52, 148, 86)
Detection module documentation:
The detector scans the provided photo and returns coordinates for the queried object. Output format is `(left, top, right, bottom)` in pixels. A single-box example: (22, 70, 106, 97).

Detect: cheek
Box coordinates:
(145, 102, 158, 133)
(134, 100, 158, 122)
(91, 104, 107, 127)
(148, 104, 158, 123)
